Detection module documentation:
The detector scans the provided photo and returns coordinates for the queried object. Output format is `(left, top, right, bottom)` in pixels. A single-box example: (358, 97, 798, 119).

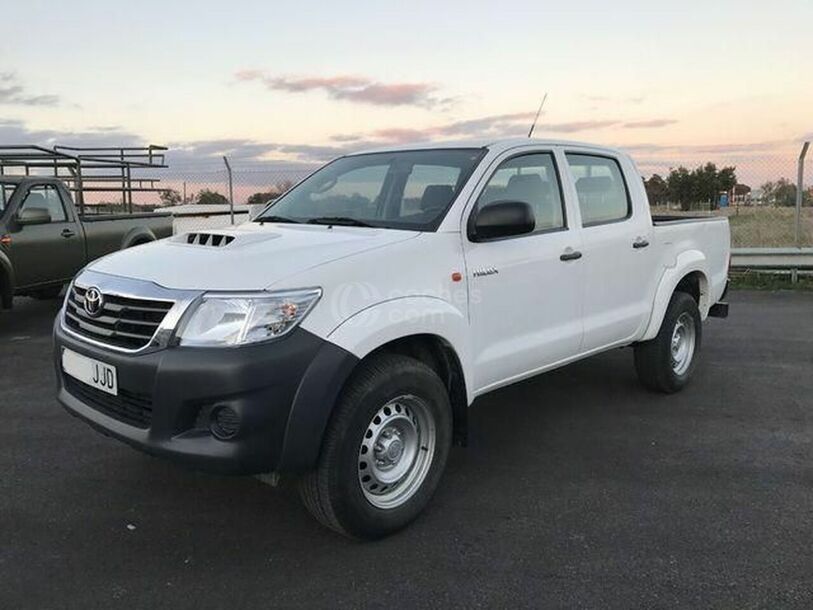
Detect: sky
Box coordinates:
(1, 0, 811, 187)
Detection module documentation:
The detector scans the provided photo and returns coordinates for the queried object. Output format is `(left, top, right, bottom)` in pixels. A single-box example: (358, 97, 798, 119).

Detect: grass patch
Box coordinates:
(730, 270, 813, 291)
(651, 205, 813, 248)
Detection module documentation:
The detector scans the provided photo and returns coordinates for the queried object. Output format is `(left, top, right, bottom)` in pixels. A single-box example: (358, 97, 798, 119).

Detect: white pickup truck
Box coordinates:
(53, 138, 730, 538)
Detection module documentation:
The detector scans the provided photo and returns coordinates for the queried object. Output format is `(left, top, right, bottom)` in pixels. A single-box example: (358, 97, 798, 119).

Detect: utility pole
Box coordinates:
(796, 141, 809, 248)
(223, 156, 235, 225)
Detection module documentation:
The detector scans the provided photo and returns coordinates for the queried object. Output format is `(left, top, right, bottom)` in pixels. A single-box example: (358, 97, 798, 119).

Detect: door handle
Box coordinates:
(632, 238, 649, 249)
(559, 250, 583, 262)
(61, 229, 76, 238)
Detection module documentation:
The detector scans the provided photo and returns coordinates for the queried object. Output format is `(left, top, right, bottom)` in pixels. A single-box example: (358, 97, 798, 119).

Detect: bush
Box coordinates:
(247, 191, 280, 205)
(195, 189, 229, 205)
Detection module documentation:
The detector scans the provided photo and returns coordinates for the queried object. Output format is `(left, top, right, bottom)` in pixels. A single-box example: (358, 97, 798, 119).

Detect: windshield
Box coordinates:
(0, 182, 15, 215)
(256, 148, 485, 231)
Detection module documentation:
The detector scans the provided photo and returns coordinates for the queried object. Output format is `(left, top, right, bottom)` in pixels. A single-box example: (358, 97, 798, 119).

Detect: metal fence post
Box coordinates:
(797, 141, 810, 248)
(223, 156, 235, 225)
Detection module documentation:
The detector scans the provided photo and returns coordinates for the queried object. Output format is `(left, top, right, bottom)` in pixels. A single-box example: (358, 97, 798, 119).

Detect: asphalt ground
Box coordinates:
(2, 290, 812, 608)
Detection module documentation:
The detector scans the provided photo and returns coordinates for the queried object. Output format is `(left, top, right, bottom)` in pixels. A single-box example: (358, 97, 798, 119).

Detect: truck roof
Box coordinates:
(348, 137, 626, 157)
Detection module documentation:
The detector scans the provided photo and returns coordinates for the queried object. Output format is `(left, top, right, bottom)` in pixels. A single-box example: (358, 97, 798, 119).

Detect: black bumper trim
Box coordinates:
(54, 318, 358, 475)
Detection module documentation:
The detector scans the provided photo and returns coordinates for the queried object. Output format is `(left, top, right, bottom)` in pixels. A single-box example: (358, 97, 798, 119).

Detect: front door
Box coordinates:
(9, 184, 84, 288)
(464, 151, 584, 394)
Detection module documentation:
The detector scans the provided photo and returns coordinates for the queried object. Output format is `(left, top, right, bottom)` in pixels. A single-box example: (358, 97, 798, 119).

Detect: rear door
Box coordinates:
(563, 151, 656, 351)
(464, 149, 585, 393)
(9, 183, 85, 288)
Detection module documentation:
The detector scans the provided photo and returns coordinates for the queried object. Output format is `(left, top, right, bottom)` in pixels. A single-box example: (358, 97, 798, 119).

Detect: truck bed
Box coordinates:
(80, 212, 173, 262)
(651, 214, 730, 308)
(652, 214, 726, 225)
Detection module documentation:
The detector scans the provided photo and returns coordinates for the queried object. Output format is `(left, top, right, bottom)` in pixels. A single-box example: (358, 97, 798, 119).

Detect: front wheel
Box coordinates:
(634, 291, 702, 393)
(298, 353, 452, 539)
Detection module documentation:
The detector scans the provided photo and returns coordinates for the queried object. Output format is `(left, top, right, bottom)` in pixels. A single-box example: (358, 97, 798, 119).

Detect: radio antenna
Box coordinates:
(527, 93, 548, 138)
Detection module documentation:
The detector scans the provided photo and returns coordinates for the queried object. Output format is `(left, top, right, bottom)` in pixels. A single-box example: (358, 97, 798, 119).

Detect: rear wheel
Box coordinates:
(634, 291, 702, 393)
(298, 353, 452, 539)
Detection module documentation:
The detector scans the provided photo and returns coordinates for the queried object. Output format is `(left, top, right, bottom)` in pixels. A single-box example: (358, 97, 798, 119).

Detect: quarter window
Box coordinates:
(20, 185, 67, 223)
(566, 154, 630, 226)
(476, 153, 566, 233)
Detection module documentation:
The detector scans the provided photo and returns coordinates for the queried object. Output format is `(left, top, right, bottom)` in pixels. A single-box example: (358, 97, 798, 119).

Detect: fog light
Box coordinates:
(210, 405, 241, 440)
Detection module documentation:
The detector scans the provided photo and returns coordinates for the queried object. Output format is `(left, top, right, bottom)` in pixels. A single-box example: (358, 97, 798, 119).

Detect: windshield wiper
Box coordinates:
(256, 215, 302, 224)
(306, 216, 375, 228)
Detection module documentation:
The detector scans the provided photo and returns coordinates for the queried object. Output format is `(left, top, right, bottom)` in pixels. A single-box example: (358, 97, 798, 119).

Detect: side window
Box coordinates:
(475, 153, 566, 233)
(566, 154, 630, 226)
(20, 185, 68, 223)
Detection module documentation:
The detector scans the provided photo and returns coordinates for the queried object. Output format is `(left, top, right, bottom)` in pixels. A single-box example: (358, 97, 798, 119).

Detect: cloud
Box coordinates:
(163, 137, 335, 170)
(236, 70, 445, 108)
(623, 119, 679, 129)
(168, 138, 272, 160)
(622, 140, 792, 157)
(543, 120, 618, 133)
(315, 113, 628, 160)
(583, 94, 646, 105)
(340, 114, 619, 144)
(0, 119, 141, 147)
(330, 133, 364, 143)
(434, 112, 536, 137)
(0, 73, 60, 107)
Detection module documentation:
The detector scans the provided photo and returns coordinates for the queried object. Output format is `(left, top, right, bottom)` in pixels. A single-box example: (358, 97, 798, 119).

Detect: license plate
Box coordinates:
(62, 348, 118, 396)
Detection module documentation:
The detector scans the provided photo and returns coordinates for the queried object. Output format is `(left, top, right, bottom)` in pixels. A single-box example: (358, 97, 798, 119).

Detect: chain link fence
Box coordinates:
(148, 162, 315, 233)
(136, 143, 811, 247)
(639, 146, 812, 248)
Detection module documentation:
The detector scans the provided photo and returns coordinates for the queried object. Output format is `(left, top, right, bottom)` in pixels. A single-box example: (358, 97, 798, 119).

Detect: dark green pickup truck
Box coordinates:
(0, 176, 172, 308)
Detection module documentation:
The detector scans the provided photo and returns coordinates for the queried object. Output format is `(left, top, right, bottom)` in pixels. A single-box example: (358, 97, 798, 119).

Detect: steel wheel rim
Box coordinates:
(670, 312, 696, 376)
(357, 395, 436, 510)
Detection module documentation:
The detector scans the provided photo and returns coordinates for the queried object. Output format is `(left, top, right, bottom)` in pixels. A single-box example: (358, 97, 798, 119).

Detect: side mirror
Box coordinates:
(470, 200, 535, 241)
(16, 207, 52, 226)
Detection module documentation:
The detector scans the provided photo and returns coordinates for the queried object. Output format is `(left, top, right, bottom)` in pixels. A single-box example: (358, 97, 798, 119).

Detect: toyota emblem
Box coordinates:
(83, 287, 104, 317)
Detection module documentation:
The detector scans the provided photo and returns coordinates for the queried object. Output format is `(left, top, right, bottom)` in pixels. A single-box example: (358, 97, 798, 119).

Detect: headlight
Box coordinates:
(176, 288, 321, 347)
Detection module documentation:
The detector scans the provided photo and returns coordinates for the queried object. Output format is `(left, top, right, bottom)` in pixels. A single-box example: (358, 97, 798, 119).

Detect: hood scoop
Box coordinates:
(183, 232, 235, 247)
(171, 230, 283, 249)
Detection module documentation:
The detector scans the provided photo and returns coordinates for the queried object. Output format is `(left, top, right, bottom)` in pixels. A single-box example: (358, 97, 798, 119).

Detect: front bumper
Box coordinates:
(54, 318, 358, 475)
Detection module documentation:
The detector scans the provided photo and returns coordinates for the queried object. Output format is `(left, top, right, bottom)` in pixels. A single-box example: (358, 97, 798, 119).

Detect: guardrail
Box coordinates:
(731, 248, 813, 281)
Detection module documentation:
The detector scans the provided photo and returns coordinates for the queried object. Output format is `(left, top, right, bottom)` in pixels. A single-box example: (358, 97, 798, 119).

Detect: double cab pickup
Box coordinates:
(53, 139, 730, 538)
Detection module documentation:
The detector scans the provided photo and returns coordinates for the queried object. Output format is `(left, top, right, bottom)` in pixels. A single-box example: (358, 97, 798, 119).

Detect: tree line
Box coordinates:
(758, 178, 812, 207)
(645, 163, 811, 209)
(644, 163, 737, 210)
(158, 180, 295, 207)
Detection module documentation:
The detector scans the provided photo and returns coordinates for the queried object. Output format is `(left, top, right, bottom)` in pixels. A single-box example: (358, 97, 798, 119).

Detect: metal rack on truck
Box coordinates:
(0, 144, 168, 214)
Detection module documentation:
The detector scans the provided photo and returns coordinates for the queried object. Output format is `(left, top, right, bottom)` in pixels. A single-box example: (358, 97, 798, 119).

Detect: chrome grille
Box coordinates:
(64, 284, 174, 350)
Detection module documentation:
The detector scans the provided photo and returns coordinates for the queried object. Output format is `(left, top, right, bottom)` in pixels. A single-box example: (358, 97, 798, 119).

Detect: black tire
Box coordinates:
(298, 353, 453, 539)
(634, 291, 702, 393)
(30, 285, 64, 300)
